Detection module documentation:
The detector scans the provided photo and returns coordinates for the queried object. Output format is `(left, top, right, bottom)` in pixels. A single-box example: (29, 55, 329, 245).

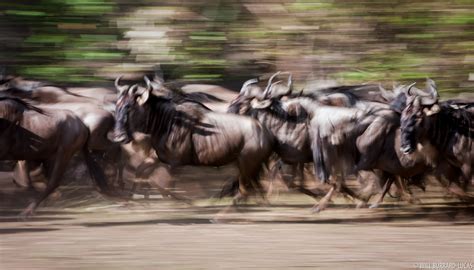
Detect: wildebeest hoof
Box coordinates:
(369, 203, 380, 209)
(18, 206, 35, 220)
(356, 201, 367, 209)
(409, 198, 421, 204)
(311, 205, 323, 213)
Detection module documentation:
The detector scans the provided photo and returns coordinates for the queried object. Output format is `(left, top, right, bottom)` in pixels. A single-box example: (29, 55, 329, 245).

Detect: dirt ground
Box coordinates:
(1, 171, 473, 270)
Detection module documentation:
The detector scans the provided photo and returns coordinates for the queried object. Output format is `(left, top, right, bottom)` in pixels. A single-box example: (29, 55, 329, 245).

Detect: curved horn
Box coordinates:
(266, 80, 283, 99)
(406, 82, 417, 96)
(426, 78, 438, 99)
(115, 76, 128, 94)
(144, 76, 152, 90)
(421, 78, 438, 105)
(128, 84, 138, 97)
(378, 84, 393, 100)
(240, 78, 259, 94)
(263, 71, 281, 97)
(287, 73, 292, 89)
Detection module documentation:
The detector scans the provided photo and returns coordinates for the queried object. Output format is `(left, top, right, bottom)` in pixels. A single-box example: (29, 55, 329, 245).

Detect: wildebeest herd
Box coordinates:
(0, 70, 472, 219)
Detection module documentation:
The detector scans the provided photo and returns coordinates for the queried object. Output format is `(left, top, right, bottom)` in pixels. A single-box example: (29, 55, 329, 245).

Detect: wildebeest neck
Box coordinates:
(0, 95, 44, 121)
(428, 105, 474, 150)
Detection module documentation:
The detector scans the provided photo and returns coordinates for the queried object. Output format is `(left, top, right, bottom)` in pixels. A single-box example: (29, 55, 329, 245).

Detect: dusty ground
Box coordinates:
(1, 171, 473, 270)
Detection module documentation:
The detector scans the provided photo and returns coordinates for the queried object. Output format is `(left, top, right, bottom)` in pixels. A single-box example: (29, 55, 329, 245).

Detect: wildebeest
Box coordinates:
(308, 83, 436, 211)
(400, 79, 473, 192)
(230, 73, 405, 207)
(0, 79, 119, 190)
(112, 78, 275, 213)
(227, 74, 329, 200)
(0, 95, 108, 216)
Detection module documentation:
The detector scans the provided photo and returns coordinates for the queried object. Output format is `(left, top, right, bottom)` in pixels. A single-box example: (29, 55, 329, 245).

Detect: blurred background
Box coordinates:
(0, 0, 472, 95)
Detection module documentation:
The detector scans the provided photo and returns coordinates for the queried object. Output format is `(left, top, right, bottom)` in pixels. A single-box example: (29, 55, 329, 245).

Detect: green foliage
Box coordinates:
(0, 0, 472, 93)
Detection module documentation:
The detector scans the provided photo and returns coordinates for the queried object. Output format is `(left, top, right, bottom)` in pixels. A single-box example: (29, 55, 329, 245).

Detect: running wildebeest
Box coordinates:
(0, 95, 108, 216)
(400, 79, 473, 192)
(307, 83, 434, 211)
(0, 79, 119, 190)
(232, 73, 405, 207)
(112, 78, 275, 213)
(227, 73, 328, 200)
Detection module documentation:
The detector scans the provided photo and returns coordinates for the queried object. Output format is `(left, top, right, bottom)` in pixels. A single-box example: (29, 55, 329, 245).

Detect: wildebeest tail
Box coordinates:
(312, 133, 330, 183)
(82, 147, 109, 193)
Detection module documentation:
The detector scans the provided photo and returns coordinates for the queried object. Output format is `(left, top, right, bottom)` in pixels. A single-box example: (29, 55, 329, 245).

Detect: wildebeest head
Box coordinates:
(113, 76, 155, 144)
(400, 79, 440, 154)
(379, 82, 416, 113)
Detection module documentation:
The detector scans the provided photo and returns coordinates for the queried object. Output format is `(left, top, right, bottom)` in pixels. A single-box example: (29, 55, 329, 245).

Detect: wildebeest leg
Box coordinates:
(239, 158, 267, 205)
(212, 190, 247, 223)
(266, 160, 285, 198)
(460, 163, 472, 190)
(369, 176, 394, 209)
(394, 177, 419, 204)
(311, 184, 336, 213)
(147, 166, 192, 204)
(20, 153, 73, 217)
(339, 183, 366, 207)
(218, 176, 239, 198)
(12, 161, 31, 189)
(353, 171, 383, 208)
(149, 180, 192, 204)
(436, 164, 474, 201)
(290, 163, 326, 200)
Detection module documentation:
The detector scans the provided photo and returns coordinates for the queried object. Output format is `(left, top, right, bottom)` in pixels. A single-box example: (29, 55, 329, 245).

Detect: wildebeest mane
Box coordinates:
(160, 82, 223, 103)
(227, 95, 250, 114)
(140, 94, 214, 139)
(427, 103, 474, 152)
(264, 99, 309, 123)
(298, 84, 385, 105)
(0, 94, 45, 116)
(228, 96, 309, 124)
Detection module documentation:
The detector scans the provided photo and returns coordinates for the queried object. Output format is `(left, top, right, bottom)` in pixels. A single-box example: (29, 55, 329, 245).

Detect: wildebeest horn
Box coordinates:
(287, 73, 293, 89)
(144, 76, 152, 89)
(378, 84, 393, 100)
(426, 78, 438, 99)
(421, 78, 438, 105)
(115, 76, 128, 94)
(128, 84, 138, 96)
(263, 71, 281, 96)
(406, 82, 417, 96)
(240, 78, 259, 94)
(266, 80, 283, 98)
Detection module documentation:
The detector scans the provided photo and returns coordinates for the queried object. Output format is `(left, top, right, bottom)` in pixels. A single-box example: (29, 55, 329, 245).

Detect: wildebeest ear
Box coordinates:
(413, 96, 421, 108)
(423, 104, 440, 116)
(153, 66, 165, 84)
(250, 98, 272, 109)
(137, 87, 151, 106)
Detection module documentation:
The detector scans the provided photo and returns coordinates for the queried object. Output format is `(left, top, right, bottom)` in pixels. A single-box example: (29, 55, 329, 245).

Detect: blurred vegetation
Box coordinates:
(0, 0, 472, 94)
